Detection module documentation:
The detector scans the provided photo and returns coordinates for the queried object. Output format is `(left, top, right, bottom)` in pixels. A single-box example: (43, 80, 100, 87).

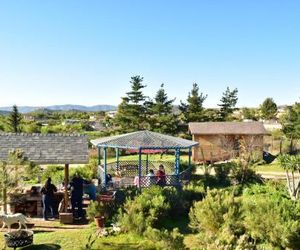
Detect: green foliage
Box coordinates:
(41, 165, 64, 185)
(260, 97, 278, 120)
(86, 201, 105, 220)
(114, 75, 149, 132)
(243, 183, 300, 249)
(0, 149, 27, 212)
(70, 164, 96, 180)
(179, 83, 207, 123)
(281, 102, 300, 140)
(24, 161, 41, 181)
(241, 107, 259, 121)
(213, 163, 231, 183)
(189, 183, 300, 249)
(277, 154, 300, 200)
(189, 189, 246, 249)
(148, 84, 179, 135)
(7, 105, 22, 132)
(277, 154, 300, 172)
(118, 186, 170, 235)
(23, 122, 42, 133)
(143, 227, 185, 250)
(218, 86, 238, 121)
(231, 160, 262, 185)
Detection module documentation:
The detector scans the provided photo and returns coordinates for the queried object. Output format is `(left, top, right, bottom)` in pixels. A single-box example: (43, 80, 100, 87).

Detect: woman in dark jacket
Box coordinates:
(41, 177, 57, 220)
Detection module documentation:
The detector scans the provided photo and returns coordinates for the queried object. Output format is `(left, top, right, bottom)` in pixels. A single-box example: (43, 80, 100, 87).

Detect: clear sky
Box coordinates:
(0, 0, 300, 108)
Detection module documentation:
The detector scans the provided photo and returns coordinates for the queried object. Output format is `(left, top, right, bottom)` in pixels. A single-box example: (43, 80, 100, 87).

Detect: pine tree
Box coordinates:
(113, 76, 148, 132)
(260, 98, 277, 120)
(281, 103, 300, 152)
(179, 83, 207, 122)
(8, 105, 22, 133)
(148, 84, 178, 135)
(218, 87, 238, 121)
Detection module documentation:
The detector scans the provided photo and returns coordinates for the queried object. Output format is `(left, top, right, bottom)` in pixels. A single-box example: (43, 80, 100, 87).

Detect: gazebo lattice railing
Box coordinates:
(91, 130, 199, 190)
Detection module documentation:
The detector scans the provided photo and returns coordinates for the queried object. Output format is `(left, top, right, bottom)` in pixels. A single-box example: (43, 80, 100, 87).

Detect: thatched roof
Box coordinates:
(0, 133, 89, 164)
(91, 130, 198, 149)
(189, 122, 269, 135)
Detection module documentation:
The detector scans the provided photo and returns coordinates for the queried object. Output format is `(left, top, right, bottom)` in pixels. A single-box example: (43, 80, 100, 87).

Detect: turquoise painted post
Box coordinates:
(138, 148, 142, 189)
(104, 147, 107, 191)
(175, 148, 180, 175)
(98, 147, 101, 165)
(116, 148, 120, 171)
(146, 154, 149, 174)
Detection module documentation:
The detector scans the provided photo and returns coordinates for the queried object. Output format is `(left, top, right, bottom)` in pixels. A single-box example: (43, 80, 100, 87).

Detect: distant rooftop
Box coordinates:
(0, 133, 89, 164)
(189, 121, 269, 135)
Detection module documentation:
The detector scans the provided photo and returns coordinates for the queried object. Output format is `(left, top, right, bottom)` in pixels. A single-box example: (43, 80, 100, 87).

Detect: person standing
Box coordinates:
(41, 177, 57, 220)
(69, 173, 84, 219)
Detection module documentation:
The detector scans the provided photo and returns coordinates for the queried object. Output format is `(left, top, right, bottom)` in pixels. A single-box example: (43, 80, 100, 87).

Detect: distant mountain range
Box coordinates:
(0, 105, 117, 113)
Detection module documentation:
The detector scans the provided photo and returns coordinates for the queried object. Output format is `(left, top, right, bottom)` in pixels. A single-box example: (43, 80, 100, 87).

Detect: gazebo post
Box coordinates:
(175, 148, 180, 175)
(146, 154, 149, 174)
(64, 163, 69, 212)
(188, 147, 192, 168)
(103, 147, 108, 191)
(116, 148, 120, 171)
(138, 147, 142, 189)
(98, 147, 101, 165)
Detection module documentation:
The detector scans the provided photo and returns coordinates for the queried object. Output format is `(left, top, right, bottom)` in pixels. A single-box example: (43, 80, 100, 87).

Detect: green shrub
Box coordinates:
(143, 227, 185, 250)
(231, 161, 263, 184)
(213, 162, 232, 183)
(86, 201, 105, 220)
(243, 183, 300, 249)
(189, 189, 244, 248)
(118, 186, 170, 235)
(189, 183, 300, 249)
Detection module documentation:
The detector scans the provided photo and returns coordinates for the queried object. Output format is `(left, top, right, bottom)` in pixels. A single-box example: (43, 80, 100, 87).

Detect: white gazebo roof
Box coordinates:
(91, 130, 198, 149)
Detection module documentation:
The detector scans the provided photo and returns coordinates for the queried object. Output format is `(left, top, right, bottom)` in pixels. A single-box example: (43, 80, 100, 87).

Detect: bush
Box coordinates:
(231, 161, 263, 184)
(189, 183, 300, 249)
(144, 227, 185, 250)
(213, 162, 232, 183)
(243, 183, 300, 249)
(118, 186, 170, 235)
(86, 201, 105, 220)
(189, 189, 244, 248)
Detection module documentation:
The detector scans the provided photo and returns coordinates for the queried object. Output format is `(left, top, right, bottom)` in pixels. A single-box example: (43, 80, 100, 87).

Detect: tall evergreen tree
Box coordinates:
(179, 83, 207, 122)
(260, 97, 277, 120)
(114, 76, 148, 132)
(8, 105, 22, 133)
(281, 103, 300, 152)
(148, 84, 178, 135)
(218, 87, 238, 121)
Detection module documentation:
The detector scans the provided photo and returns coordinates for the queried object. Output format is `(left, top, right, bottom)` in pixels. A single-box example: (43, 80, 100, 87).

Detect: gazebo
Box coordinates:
(91, 130, 198, 190)
(0, 133, 89, 214)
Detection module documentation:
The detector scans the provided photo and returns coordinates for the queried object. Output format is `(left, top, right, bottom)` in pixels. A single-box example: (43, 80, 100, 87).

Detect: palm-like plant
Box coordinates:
(278, 154, 300, 200)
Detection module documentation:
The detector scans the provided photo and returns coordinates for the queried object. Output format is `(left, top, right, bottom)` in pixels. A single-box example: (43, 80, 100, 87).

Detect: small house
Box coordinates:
(189, 121, 269, 163)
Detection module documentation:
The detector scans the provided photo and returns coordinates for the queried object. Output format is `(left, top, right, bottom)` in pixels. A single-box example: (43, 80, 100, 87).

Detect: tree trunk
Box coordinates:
(3, 187, 7, 214)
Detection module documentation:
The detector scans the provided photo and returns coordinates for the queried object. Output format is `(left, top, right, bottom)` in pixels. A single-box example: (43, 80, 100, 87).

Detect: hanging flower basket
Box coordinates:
(4, 230, 33, 249)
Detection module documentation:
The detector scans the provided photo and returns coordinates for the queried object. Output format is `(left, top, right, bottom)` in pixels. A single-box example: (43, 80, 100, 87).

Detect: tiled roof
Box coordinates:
(189, 122, 269, 135)
(0, 133, 88, 164)
(91, 130, 198, 149)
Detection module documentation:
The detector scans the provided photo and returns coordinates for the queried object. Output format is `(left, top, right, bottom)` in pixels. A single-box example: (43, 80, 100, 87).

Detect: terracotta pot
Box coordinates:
(94, 216, 105, 228)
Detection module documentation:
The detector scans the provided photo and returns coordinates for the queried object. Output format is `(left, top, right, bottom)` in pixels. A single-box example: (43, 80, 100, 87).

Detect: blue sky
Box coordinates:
(0, 1, 300, 108)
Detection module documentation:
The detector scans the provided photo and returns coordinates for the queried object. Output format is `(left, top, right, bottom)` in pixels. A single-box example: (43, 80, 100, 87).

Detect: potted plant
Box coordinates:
(87, 201, 105, 228)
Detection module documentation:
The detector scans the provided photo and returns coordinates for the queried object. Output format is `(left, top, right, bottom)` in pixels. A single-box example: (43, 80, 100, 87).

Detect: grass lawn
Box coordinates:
(0, 229, 160, 250)
(254, 160, 284, 173)
(106, 153, 189, 163)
